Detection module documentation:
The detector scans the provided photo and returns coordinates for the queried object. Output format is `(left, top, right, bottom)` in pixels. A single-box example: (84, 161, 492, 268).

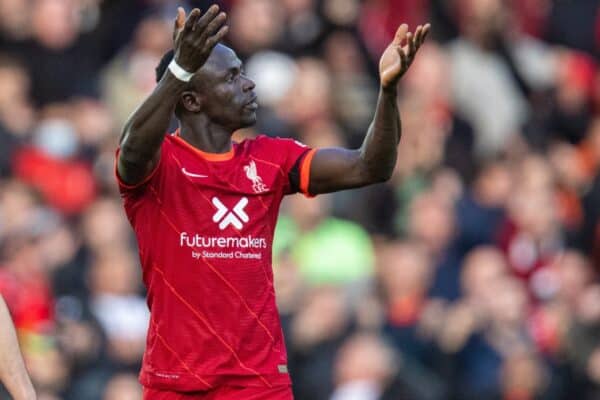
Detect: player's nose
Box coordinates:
(242, 76, 255, 92)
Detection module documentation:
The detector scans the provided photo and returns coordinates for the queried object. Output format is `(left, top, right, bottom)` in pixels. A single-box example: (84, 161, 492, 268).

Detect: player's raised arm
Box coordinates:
(305, 24, 430, 195)
(118, 6, 229, 186)
(0, 295, 36, 400)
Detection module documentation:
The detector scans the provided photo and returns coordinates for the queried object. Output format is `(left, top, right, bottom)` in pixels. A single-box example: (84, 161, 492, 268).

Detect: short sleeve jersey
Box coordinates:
(115, 132, 315, 392)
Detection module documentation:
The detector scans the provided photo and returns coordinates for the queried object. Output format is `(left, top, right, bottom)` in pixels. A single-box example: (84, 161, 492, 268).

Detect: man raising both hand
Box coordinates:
(116, 4, 429, 399)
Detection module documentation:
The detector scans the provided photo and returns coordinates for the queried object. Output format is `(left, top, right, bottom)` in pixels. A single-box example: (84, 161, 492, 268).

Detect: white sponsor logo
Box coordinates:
(179, 197, 267, 260)
(243, 160, 269, 193)
(212, 197, 249, 230)
(179, 231, 267, 261)
(181, 168, 208, 178)
(179, 232, 267, 249)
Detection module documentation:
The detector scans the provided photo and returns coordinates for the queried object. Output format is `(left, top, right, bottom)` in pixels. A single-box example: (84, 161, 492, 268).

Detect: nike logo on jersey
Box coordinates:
(181, 168, 208, 178)
(212, 197, 249, 230)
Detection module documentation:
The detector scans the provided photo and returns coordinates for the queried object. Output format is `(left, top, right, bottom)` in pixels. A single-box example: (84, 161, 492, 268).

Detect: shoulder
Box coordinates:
(239, 134, 280, 148)
(238, 134, 309, 154)
(115, 134, 176, 196)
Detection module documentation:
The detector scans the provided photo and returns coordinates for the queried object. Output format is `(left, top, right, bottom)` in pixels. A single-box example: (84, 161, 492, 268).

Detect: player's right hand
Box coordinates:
(172, 5, 229, 73)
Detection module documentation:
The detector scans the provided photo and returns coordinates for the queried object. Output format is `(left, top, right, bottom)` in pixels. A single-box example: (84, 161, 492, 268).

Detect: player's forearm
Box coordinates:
(119, 72, 187, 170)
(0, 298, 35, 400)
(359, 87, 401, 182)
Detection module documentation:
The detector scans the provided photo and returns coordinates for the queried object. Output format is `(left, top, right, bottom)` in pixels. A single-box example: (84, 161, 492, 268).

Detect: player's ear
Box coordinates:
(181, 91, 203, 113)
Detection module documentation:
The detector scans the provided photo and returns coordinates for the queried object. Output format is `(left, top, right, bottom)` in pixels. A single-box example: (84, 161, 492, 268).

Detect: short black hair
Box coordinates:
(156, 49, 175, 83)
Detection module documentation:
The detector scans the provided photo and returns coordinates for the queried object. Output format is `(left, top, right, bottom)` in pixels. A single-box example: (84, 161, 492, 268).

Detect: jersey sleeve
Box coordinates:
(114, 144, 166, 197)
(261, 136, 316, 196)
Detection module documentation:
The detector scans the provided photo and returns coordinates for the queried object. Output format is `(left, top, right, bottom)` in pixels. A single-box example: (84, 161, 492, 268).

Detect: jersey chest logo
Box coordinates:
(212, 197, 249, 230)
(244, 160, 269, 193)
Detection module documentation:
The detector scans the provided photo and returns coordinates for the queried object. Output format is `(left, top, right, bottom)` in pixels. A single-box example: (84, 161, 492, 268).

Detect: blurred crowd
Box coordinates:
(0, 0, 600, 399)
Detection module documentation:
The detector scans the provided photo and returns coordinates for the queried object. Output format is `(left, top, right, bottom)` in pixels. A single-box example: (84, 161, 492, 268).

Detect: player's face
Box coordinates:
(195, 45, 258, 131)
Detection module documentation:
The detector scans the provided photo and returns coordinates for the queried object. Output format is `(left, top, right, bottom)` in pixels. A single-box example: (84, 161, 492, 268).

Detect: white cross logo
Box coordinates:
(212, 197, 249, 230)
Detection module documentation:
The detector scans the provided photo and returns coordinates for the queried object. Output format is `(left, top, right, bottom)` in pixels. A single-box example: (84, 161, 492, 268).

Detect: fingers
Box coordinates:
(421, 24, 431, 45)
(414, 25, 423, 46)
(184, 8, 202, 32)
(177, 7, 186, 29)
(382, 22, 431, 85)
(402, 23, 431, 59)
(198, 11, 227, 44)
(415, 24, 430, 47)
(205, 25, 229, 50)
(407, 32, 415, 56)
(397, 44, 408, 70)
(179, 5, 229, 49)
(173, 7, 186, 40)
(194, 4, 221, 33)
(392, 24, 409, 45)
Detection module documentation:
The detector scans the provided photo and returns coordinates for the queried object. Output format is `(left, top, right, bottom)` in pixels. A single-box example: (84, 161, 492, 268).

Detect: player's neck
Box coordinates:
(179, 119, 233, 154)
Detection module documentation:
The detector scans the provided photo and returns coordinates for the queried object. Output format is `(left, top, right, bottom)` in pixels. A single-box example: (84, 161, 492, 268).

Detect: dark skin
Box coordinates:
(118, 5, 430, 194)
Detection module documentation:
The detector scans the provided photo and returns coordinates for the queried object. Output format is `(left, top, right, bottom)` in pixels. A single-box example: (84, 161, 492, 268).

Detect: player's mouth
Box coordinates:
(244, 96, 258, 111)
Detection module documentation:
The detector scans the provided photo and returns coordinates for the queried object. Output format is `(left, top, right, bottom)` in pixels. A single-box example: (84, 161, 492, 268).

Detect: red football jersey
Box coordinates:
(115, 132, 315, 392)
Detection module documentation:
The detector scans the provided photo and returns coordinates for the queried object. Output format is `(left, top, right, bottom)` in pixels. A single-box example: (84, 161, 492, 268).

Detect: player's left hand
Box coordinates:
(379, 23, 430, 92)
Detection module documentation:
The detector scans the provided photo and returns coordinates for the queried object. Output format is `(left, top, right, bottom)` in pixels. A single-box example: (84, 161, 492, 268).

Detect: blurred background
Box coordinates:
(0, 0, 599, 399)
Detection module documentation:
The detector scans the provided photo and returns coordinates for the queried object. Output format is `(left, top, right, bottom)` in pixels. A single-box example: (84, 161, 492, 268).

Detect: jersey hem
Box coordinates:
(140, 370, 292, 392)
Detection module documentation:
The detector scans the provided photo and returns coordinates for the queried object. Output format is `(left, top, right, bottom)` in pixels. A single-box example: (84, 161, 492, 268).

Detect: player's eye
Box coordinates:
(227, 69, 242, 83)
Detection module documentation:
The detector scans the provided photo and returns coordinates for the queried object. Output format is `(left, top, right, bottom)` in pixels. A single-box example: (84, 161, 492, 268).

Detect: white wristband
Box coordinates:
(168, 60, 194, 82)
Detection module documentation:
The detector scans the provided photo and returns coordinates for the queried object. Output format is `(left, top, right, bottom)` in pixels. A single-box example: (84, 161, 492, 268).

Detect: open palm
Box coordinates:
(380, 23, 430, 91)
